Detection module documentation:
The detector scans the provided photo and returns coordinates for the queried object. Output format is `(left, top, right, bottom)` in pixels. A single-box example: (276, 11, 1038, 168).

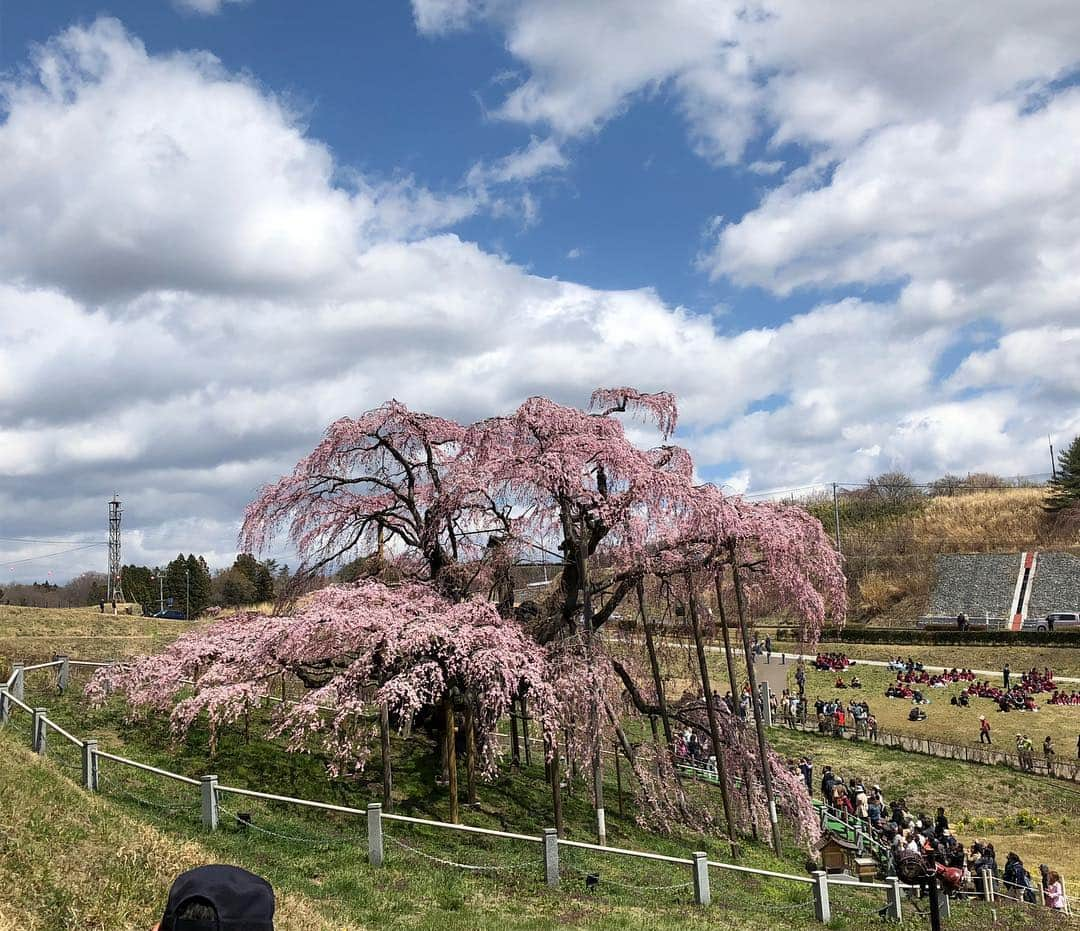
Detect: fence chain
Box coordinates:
(386, 833, 512, 872)
(219, 805, 344, 848)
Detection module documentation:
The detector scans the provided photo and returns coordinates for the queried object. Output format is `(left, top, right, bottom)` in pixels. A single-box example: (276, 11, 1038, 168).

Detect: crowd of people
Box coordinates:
(798, 761, 1069, 909)
(814, 652, 854, 671)
(1048, 690, 1080, 706)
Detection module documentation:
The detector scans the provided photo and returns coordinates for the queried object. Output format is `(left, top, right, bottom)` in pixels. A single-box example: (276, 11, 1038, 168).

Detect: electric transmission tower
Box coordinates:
(107, 496, 125, 603)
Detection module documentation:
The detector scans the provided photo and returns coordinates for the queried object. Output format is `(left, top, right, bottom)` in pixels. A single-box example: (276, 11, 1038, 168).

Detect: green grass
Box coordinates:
(9, 673, 1077, 930)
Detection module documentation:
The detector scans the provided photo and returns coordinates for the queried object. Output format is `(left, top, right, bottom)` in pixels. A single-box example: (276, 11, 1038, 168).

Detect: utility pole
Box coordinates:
(185, 567, 190, 621)
(107, 496, 125, 604)
(1049, 435, 1057, 479)
(831, 483, 842, 555)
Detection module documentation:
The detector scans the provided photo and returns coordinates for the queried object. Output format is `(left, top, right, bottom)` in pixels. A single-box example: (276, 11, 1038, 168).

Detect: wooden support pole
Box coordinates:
(614, 739, 624, 817)
(465, 697, 478, 807)
(379, 702, 393, 812)
(444, 694, 459, 824)
(685, 573, 739, 856)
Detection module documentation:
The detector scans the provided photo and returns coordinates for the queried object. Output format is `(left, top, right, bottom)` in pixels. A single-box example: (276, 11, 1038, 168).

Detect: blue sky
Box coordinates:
(1, 1, 1078, 580)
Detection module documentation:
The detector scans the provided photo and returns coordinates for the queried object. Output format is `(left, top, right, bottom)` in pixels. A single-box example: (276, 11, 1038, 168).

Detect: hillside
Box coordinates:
(806, 486, 1080, 624)
(0, 604, 201, 665)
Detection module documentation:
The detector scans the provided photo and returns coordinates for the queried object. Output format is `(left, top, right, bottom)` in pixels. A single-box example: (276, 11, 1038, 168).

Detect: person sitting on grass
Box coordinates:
(850, 675, 862, 689)
(908, 703, 927, 722)
(154, 865, 275, 931)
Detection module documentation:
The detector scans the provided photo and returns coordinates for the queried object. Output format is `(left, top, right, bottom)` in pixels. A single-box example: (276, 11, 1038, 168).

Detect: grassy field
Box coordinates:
(768, 729, 1080, 883)
(0, 604, 200, 666)
(5, 669, 1079, 931)
(775, 658, 1080, 753)
(778, 641, 1080, 679)
(3, 606, 1079, 929)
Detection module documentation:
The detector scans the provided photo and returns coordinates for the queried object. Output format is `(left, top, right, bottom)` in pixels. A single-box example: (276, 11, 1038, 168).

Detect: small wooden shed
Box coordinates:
(816, 834, 859, 874)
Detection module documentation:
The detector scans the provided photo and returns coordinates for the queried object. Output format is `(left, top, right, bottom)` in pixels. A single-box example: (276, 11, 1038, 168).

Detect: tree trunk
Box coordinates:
(684, 572, 740, 856)
(380, 702, 393, 812)
(464, 697, 478, 807)
(444, 694, 459, 824)
(638, 579, 673, 748)
(728, 548, 783, 857)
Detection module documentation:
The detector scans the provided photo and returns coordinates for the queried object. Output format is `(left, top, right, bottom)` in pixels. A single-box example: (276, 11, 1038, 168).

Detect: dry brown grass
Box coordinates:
(913, 487, 1051, 552)
(0, 604, 204, 667)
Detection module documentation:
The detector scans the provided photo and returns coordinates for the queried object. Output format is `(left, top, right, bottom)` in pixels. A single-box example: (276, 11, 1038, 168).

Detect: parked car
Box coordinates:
(1035, 612, 1080, 632)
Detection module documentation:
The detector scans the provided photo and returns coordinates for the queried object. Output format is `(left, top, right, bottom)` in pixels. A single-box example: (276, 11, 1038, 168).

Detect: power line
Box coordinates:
(4, 543, 104, 567)
(0, 537, 107, 545)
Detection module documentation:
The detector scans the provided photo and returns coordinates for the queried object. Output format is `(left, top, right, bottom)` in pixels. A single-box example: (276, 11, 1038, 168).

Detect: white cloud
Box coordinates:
(3, 15, 1078, 582)
(414, 0, 1080, 161)
(467, 136, 567, 186)
(173, 0, 247, 15)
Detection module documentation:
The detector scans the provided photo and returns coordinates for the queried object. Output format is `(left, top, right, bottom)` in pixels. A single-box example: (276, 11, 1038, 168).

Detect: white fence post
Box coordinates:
(57, 655, 70, 693)
(201, 775, 219, 831)
(886, 876, 903, 920)
(12, 664, 24, 702)
(692, 852, 710, 907)
(812, 870, 831, 923)
(759, 681, 773, 727)
(0, 690, 8, 724)
(82, 739, 99, 791)
(981, 868, 993, 902)
(367, 803, 384, 866)
(543, 828, 559, 887)
(32, 708, 47, 755)
(935, 882, 951, 918)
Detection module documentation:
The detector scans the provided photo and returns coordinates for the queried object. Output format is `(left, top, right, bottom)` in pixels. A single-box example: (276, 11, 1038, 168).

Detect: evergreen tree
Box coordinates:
(121, 564, 156, 610)
(1045, 435, 1080, 512)
(233, 553, 274, 601)
(186, 554, 213, 616)
(162, 554, 188, 611)
(220, 567, 257, 608)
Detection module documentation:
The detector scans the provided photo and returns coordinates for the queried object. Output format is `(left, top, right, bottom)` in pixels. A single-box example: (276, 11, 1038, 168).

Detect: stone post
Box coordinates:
(886, 876, 903, 920)
(692, 852, 710, 907)
(0, 690, 8, 724)
(759, 681, 773, 727)
(32, 708, 47, 755)
(201, 775, 219, 831)
(367, 803, 384, 866)
(981, 868, 993, 901)
(57, 655, 70, 693)
(12, 664, 24, 702)
(82, 739, 100, 791)
(812, 870, 831, 923)
(543, 828, 559, 887)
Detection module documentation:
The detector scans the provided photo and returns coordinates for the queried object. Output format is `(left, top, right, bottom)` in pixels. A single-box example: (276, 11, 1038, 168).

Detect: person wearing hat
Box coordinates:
(154, 865, 274, 931)
(979, 715, 991, 744)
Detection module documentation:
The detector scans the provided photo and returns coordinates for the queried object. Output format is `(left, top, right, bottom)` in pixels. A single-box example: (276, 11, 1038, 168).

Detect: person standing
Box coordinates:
(979, 715, 992, 744)
(795, 662, 806, 696)
(1045, 870, 1066, 910)
(765, 633, 773, 663)
(1003, 663, 1011, 690)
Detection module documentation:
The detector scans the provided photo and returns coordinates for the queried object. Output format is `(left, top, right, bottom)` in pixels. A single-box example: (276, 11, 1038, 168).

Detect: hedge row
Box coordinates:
(776, 626, 1080, 647)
